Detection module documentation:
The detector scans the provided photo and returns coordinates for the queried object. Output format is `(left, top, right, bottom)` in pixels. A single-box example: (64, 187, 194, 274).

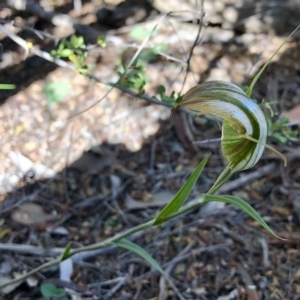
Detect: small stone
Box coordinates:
(209, 14, 224, 24)
(203, 1, 214, 14)
(244, 18, 263, 34)
(207, 68, 230, 82)
(223, 6, 238, 23)
(213, 1, 225, 12)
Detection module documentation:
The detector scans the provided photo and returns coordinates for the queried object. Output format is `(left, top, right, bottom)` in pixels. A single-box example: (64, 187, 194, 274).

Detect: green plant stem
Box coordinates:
(0, 167, 233, 290)
(71, 220, 155, 255)
(0, 220, 154, 289)
(207, 166, 233, 195)
(1, 175, 231, 290)
(0, 258, 62, 289)
(1, 166, 232, 290)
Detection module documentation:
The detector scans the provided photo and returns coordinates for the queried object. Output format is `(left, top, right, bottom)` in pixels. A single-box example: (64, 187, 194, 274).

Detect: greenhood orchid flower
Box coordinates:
(175, 80, 268, 172)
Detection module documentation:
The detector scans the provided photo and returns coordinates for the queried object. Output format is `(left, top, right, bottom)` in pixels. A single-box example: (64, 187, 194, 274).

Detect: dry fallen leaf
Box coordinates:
(11, 203, 57, 225)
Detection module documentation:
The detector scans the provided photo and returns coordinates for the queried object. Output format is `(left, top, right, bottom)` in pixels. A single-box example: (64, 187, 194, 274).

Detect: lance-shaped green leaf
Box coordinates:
(60, 242, 72, 261)
(246, 24, 300, 97)
(154, 154, 210, 225)
(175, 81, 268, 172)
(0, 84, 15, 90)
(112, 239, 166, 275)
(202, 194, 283, 239)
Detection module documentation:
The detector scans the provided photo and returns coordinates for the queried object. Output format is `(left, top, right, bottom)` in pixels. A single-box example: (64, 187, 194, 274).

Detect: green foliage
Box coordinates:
(267, 115, 298, 143)
(61, 243, 72, 261)
(129, 26, 158, 41)
(238, 90, 300, 144)
(51, 35, 88, 75)
(177, 81, 268, 171)
(118, 60, 148, 94)
(44, 81, 71, 105)
(138, 44, 168, 63)
(0, 84, 15, 90)
(112, 239, 166, 275)
(97, 35, 107, 48)
(207, 166, 232, 195)
(202, 194, 282, 239)
(154, 154, 210, 225)
(260, 101, 299, 143)
(40, 283, 69, 300)
(157, 85, 182, 106)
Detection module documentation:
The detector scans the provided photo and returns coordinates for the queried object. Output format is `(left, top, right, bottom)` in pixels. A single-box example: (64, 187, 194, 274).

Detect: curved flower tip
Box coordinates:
(176, 80, 268, 172)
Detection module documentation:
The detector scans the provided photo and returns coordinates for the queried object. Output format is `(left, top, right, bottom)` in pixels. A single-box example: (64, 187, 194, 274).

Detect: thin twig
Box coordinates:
(0, 243, 64, 256)
(68, 13, 169, 118)
(193, 138, 221, 144)
(158, 242, 195, 300)
(0, 243, 116, 258)
(0, 192, 206, 289)
(218, 163, 276, 193)
(103, 276, 127, 300)
(107, 42, 187, 64)
(237, 264, 260, 300)
(89, 277, 126, 287)
(0, 183, 48, 215)
(257, 237, 270, 267)
(0, 22, 200, 119)
(0, 23, 29, 59)
(134, 243, 230, 282)
(180, 0, 204, 93)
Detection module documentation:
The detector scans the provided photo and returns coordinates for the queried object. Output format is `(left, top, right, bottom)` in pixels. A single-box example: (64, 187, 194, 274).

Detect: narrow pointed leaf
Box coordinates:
(60, 243, 72, 261)
(0, 84, 15, 90)
(246, 24, 300, 97)
(154, 154, 210, 225)
(202, 194, 283, 239)
(112, 239, 166, 275)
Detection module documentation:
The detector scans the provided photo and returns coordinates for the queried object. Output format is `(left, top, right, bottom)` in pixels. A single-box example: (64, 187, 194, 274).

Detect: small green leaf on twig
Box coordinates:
(70, 35, 85, 49)
(112, 239, 166, 275)
(118, 60, 148, 94)
(59, 49, 74, 57)
(154, 154, 211, 225)
(157, 85, 182, 105)
(202, 194, 283, 239)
